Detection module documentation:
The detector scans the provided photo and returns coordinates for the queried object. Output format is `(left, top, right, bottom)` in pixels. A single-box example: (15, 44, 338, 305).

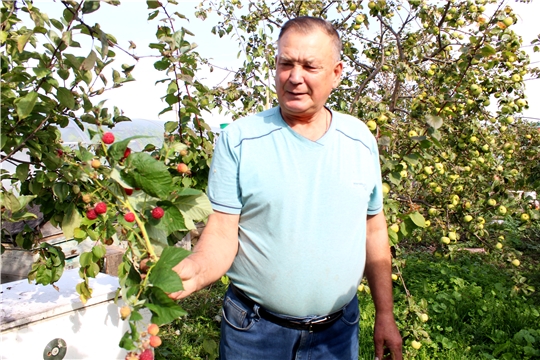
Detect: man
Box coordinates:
(169, 16, 402, 360)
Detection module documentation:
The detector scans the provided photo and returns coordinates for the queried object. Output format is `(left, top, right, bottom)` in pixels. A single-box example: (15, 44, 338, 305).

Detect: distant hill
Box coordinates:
(59, 118, 221, 152)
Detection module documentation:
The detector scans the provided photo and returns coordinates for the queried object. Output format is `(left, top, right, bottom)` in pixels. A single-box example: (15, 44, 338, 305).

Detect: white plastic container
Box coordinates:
(1, 269, 148, 360)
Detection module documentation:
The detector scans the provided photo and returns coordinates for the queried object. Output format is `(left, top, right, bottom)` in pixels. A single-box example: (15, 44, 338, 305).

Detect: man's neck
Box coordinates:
(281, 107, 331, 141)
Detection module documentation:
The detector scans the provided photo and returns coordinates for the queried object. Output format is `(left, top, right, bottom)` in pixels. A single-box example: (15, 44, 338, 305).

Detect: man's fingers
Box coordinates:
(373, 339, 384, 360)
(168, 290, 186, 301)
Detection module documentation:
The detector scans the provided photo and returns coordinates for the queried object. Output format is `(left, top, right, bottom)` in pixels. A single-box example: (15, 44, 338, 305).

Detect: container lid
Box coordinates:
(0, 268, 119, 331)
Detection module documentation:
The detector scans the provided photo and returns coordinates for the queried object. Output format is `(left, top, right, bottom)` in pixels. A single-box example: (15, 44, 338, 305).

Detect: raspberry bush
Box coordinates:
(0, 1, 214, 356)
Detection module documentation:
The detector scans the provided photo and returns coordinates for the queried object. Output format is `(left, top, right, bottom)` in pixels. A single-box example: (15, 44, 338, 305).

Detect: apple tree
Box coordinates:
(1, 0, 215, 356)
(193, 0, 539, 353)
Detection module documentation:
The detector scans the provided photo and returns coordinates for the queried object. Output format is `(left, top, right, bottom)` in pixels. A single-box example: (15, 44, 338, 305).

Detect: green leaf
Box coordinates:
(57, 87, 75, 109)
(165, 121, 178, 133)
(17, 32, 32, 53)
(92, 243, 107, 259)
(148, 246, 190, 293)
(154, 60, 170, 71)
(388, 229, 399, 246)
(403, 154, 420, 166)
(74, 228, 87, 240)
(119, 330, 137, 351)
(53, 183, 70, 202)
(62, 30, 72, 46)
(426, 114, 443, 129)
(86, 262, 100, 277)
(147, 0, 161, 9)
(202, 339, 218, 356)
(129, 310, 143, 322)
(108, 135, 150, 161)
(148, 10, 159, 20)
(16, 92, 38, 119)
(409, 211, 426, 228)
(99, 31, 109, 59)
(80, 50, 97, 71)
(16, 163, 30, 181)
(147, 202, 188, 235)
(61, 203, 82, 239)
(145, 287, 187, 325)
(79, 252, 94, 267)
(82, 0, 100, 14)
(176, 193, 213, 229)
(388, 171, 401, 186)
(121, 153, 173, 199)
(479, 44, 496, 57)
(33, 67, 51, 79)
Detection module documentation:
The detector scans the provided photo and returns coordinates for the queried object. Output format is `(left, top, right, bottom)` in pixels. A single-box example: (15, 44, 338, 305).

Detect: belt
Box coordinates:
(229, 283, 344, 332)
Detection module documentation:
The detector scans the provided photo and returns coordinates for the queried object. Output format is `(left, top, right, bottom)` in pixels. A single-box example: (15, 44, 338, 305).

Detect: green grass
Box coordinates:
(158, 250, 540, 359)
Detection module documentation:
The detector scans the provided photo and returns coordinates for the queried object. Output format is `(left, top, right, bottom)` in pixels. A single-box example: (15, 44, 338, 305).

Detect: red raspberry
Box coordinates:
(124, 188, 133, 195)
(123, 147, 131, 159)
(139, 349, 154, 360)
(124, 212, 135, 223)
(95, 202, 107, 214)
(151, 207, 164, 219)
(86, 209, 97, 220)
(102, 132, 115, 144)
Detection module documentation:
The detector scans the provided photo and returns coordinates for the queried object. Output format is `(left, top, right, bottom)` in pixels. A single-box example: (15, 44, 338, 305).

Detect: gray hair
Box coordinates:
(278, 16, 342, 62)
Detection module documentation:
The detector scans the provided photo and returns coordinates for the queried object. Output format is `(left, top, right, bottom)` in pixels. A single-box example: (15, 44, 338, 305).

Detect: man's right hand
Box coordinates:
(166, 211, 240, 300)
(168, 257, 202, 300)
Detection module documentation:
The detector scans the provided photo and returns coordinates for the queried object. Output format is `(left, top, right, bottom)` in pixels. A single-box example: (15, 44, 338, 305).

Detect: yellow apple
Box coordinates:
(503, 17, 514, 27)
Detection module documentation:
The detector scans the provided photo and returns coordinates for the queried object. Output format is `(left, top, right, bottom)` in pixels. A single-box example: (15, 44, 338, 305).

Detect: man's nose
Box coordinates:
(288, 65, 303, 84)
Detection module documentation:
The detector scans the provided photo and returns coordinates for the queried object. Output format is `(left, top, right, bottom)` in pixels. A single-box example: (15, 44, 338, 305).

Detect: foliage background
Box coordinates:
(1, 0, 539, 358)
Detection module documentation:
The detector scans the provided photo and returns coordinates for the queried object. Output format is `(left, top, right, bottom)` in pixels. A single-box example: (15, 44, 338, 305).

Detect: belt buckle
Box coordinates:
(307, 316, 330, 332)
(310, 316, 329, 325)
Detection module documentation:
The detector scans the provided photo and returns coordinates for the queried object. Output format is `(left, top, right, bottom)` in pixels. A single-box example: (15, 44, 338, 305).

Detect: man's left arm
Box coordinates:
(365, 211, 403, 360)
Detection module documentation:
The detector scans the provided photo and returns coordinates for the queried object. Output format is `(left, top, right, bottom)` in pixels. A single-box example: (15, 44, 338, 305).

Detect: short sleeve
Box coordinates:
(367, 136, 383, 215)
(207, 131, 243, 214)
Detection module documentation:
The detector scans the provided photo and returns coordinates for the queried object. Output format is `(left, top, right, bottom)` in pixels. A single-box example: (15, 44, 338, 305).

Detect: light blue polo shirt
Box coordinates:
(208, 107, 383, 317)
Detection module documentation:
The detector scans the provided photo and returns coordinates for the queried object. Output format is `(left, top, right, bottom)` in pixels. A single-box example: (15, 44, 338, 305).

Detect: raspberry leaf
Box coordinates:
(122, 152, 172, 199)
(148, 246, 190, 293)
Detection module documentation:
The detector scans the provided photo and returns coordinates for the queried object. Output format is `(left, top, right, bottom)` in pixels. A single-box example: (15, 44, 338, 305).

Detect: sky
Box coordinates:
(31, 0, 540, 127)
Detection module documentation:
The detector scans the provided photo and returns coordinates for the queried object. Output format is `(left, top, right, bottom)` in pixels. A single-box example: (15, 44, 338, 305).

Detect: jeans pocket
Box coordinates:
(340, 295, 360, 326)
(222, 295, 258, 331)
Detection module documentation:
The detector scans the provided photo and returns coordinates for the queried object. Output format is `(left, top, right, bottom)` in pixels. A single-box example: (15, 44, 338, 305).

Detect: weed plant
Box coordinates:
(158, 249, 539, 359)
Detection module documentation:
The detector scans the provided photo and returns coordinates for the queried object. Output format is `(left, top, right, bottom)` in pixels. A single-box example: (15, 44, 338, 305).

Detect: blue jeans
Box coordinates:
(219, 285, 360, 360)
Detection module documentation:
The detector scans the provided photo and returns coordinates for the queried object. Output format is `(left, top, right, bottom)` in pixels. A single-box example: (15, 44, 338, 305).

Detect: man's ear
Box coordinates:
(332, 61, 344, 88)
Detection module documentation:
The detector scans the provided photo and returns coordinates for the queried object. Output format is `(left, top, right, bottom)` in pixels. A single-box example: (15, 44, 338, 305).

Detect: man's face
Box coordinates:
(275, 28, 342, 119)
